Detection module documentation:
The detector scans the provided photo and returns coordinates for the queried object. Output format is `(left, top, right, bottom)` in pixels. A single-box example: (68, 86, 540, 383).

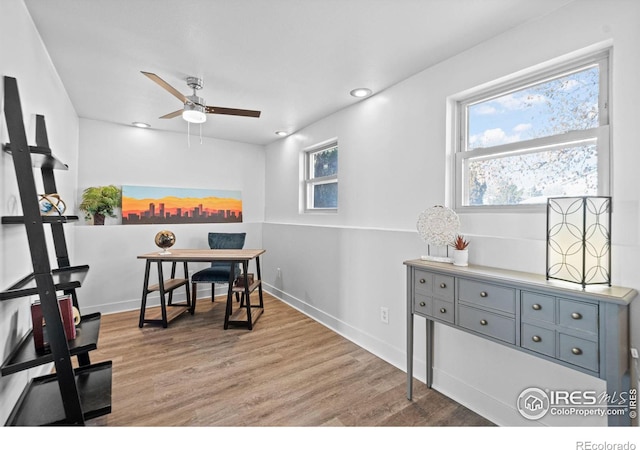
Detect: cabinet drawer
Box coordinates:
(458, 305, 515, 344)
(558, 299, 598, 334)
(414, 294, 431, 317)
(433, 274, 454, 301)
(414, 270, 432, 294)
(522, 291, 555, 324)
(521, 324, 556, 358)
(559, 334, 598, 372)
(458, 279, 516, 314)
(432, 298, 454, 324)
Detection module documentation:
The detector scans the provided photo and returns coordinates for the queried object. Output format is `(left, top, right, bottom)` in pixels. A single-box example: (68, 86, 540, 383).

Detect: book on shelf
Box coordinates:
(30, 295, 76, 352)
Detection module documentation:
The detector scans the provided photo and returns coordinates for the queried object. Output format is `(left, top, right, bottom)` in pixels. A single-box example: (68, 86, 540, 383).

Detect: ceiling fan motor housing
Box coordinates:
(186, 94, 205, 107)
(186, 76, 204, 90)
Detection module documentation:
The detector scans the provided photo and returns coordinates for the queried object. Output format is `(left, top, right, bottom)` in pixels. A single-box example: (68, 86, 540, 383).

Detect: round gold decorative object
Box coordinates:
(154, 230, 176, 255)
(38, 193, 66, 216)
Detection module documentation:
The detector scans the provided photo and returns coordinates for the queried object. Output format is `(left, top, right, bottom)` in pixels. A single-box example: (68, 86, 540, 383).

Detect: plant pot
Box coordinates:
(452, 249, 468, 266)
(93, 213, 105, 225)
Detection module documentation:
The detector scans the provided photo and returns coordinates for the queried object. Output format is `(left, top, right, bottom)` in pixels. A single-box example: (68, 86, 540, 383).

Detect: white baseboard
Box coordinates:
(432, 368, 533, 426)
(263, 282, 407, 374)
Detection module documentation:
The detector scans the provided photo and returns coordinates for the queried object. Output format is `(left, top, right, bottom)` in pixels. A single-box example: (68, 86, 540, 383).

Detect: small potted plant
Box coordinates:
(451, 234, 469, 266)
(78, 185, 121, 225)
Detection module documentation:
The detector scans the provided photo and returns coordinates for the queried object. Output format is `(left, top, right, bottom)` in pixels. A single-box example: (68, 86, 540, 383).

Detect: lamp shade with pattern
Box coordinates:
(546, 196, 611, 287)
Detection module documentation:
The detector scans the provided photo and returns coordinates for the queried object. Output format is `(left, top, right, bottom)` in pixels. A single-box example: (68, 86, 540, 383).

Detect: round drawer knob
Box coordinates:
(571, 312, 582, 320)
(532, 304, 542, 311)
(532, 335, 541, 342)
(480, 319, 488, 326)
(419, 279, 426, 284)
(571, 347, 583, 355)
(440, 307, 447, 314)
(419, 302, 426, 307)
(440, 283, 447, 288)
(480, 291, 488, 298)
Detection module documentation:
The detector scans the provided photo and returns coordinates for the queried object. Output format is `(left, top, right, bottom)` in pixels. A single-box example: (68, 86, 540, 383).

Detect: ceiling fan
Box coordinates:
(141, 71, 261, 124)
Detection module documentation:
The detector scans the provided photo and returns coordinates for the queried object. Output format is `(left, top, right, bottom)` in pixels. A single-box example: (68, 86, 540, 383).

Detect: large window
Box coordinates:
(304, 141, 338, 211)
(454, 51, 610, 210)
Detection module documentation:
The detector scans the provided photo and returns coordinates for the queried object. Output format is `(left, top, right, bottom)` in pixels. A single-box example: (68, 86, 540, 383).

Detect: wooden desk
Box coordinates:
(137, 249, 266, 329)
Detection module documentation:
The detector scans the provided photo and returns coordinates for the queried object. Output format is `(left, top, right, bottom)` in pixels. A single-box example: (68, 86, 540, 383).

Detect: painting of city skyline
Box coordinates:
(121, 185, 242, 225)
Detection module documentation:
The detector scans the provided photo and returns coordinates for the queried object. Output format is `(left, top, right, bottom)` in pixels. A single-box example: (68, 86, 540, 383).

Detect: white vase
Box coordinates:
(452, 249, 469, 266)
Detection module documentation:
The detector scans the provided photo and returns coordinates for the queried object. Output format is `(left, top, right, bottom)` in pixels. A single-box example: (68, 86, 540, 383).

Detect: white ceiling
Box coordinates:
(24, 0, 573, 146)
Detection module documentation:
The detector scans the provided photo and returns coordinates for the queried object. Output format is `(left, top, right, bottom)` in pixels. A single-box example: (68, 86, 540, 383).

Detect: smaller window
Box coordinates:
(304, 141, 338, 211)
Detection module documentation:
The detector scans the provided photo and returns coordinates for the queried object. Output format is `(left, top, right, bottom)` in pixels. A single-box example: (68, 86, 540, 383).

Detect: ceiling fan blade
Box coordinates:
(141, 71, 187, 104)
(159, 109, 183, 119)
(205, 106, 261, 118)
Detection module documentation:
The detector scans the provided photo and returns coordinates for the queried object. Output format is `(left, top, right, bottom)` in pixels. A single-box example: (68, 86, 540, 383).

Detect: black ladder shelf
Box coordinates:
(1, 76, 112, 425)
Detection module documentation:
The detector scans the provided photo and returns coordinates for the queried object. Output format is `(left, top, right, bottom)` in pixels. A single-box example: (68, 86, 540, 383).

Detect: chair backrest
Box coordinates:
(208, 232, 246, 250)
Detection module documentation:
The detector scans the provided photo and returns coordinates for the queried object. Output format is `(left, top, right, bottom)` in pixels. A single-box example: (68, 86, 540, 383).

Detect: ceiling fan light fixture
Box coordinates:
(182, 102, 207, 123)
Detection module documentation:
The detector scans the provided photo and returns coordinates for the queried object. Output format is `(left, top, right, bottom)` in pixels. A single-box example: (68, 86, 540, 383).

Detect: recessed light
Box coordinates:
(132, 122, 151, 128)
(350, 88, 372, 98)
(275, 131, 288, 137)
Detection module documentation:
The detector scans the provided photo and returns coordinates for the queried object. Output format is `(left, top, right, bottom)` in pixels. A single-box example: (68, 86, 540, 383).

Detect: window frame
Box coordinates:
(453, 50, 611, 212)
(303, 139, 338, 213)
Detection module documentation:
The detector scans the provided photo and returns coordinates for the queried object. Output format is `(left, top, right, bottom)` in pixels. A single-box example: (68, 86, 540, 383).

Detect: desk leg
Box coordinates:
(256, 256, 264, 308)
(407, 311, 414, 400)
(167, 262, 177, 306)
(426, 318, 434, 388)
(242, 261, 253, 330)
(138, 260, 152, 328)
(157, 261, 168, 328)
(223, 262, 235, 329)
(183, 261, 193, 314)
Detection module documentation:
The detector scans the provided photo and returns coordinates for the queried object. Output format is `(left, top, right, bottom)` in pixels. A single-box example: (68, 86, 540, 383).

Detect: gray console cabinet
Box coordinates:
(405, 259, 637, 426)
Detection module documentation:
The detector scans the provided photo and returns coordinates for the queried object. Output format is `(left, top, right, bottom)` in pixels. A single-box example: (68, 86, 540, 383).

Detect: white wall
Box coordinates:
(0, 1, 266, 422)
(74, 119, 265, 314)
(0, 0, 80, 424)
(263, 0, 640, 426)
(3, 0, 639, 430)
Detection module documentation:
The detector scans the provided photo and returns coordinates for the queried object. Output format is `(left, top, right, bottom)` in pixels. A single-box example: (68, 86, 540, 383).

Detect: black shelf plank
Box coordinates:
(0, 265, 89, 301)
(2, 215, 79, 224)
(2, 143, 68, 170)
(5, 361, 112, 426)
(1, 313, 102, 376)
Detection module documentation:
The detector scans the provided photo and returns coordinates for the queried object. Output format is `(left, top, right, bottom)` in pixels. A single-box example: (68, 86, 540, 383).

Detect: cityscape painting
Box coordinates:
(121, 185, 242, 225)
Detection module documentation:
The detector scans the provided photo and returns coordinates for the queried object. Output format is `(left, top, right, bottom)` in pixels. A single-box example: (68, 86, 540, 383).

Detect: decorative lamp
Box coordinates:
(546, 196, 611, 287)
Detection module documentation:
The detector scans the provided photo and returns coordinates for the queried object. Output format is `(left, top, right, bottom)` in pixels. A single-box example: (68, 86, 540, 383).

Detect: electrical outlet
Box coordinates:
(380, 307, 389, 324)
(631, 348, 639, 359)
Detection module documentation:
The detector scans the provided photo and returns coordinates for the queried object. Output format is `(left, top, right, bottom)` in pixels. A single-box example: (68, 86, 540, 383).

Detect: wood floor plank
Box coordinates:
(86, 293, 494, 427)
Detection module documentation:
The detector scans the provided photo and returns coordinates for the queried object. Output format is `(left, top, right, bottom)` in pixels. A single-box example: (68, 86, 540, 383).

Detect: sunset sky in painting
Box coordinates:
(121, 186, 242, 217)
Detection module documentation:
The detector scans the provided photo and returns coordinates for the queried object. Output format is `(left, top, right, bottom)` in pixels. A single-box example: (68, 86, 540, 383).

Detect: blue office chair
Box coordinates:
(190, 232, 246, 313)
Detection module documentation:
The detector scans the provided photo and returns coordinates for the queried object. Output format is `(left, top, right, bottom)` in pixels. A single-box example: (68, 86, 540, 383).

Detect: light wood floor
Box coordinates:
(86, 292, 493, 426)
